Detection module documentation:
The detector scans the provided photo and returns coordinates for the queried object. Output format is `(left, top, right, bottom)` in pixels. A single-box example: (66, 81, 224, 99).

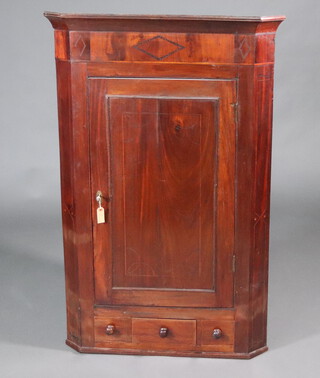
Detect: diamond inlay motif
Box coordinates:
(239, 37, 250, 60)
(133, 35, 185, 61)
(74, 35, 87, 57)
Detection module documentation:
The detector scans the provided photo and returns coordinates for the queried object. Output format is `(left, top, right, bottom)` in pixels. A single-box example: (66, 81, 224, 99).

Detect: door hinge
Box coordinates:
(232, 255, 236, 273)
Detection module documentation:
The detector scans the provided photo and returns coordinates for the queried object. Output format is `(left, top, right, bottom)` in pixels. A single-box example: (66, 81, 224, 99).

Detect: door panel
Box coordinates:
(111, 97, 216, 290)
(89, 78, 236, 308)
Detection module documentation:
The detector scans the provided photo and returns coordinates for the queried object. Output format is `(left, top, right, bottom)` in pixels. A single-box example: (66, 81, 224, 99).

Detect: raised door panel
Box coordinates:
(89, 77, 236, 308)
(110, 97, 216, 291)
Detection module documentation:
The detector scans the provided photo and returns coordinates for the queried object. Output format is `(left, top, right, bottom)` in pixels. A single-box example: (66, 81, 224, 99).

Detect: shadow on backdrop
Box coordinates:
(268, 195, 320, 350)
(0, 235, 66, 351)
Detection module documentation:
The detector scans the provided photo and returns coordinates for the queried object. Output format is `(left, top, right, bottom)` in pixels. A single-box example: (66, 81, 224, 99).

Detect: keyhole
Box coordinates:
(175, 124, 182, 132)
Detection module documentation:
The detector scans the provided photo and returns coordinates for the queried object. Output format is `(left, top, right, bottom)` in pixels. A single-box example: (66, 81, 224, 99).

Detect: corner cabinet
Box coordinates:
(45, 12, 285, 359)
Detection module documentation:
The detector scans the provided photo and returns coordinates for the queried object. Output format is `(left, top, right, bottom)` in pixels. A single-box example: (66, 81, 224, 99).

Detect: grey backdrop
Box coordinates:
(1, 1, 319, 377)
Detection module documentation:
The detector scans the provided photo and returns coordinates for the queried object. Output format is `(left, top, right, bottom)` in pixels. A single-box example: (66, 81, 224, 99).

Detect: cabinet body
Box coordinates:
(45, 13, 284, 358)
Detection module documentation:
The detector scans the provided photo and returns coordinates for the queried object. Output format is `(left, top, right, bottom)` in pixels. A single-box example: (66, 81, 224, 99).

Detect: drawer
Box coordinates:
(94, 317, 132, 343)
(132, 318, 196, 349)
(197, 320, 234, 348)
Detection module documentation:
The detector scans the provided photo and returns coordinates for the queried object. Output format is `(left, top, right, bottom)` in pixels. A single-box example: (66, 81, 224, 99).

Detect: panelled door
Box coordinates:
(89, 76, 236, 308)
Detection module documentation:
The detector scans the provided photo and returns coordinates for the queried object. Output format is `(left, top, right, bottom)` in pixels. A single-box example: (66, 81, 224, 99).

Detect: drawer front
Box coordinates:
(132, 318, 196, 349)
(94, 317, 132, 343)
(197, 320, 234, 349)
(94, 314, 235, 352)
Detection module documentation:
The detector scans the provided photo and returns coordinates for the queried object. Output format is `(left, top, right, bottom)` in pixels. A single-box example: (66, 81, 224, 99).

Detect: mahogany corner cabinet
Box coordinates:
(45, 12, 285, 359)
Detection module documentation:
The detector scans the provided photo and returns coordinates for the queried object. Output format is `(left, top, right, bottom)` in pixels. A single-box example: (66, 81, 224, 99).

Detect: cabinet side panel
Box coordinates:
(250, 64, 274, 351)
(255, 34, 275, 63)
(70, 63, 95, 347)
(235, 64, 274, 353)
(56, 60, 80, 344)
(54, 30, 70, 60)
(234, 66, 255, 353)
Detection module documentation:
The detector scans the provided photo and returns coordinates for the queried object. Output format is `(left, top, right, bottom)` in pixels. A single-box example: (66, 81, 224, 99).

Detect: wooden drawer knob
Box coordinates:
(159, 327, 168, 338)
(212, 328, 222, 339)
(105, 324, 115, 335)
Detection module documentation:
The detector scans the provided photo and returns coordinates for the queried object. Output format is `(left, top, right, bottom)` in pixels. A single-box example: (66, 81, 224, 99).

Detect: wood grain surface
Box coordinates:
(45, 13, 285, 358)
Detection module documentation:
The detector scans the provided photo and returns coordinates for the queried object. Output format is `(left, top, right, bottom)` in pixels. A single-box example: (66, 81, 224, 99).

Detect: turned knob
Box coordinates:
(212, 328, 222, 339)
(159, 327, 168, 338)
(105, 324, 115, 335)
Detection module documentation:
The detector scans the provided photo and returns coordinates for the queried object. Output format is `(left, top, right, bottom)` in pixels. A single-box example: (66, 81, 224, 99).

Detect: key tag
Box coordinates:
(96, 191, 105, 224)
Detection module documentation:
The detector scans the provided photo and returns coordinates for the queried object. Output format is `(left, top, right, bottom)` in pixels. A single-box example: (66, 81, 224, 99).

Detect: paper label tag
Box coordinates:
(97, 207, 105, 224)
